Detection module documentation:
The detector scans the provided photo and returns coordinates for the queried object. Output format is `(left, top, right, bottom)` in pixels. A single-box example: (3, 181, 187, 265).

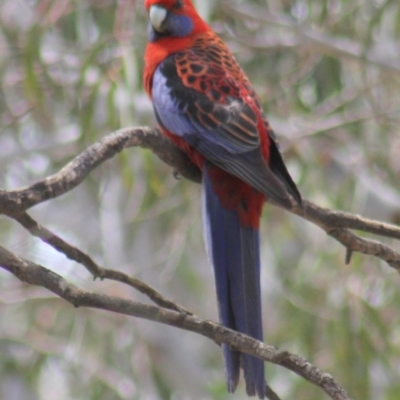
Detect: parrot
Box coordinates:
(143, 0, 302, 397)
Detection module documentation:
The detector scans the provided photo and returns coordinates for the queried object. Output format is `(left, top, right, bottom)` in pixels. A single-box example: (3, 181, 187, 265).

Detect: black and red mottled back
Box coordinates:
(175, 32, 251, 101)
(166, 31, 301, 206)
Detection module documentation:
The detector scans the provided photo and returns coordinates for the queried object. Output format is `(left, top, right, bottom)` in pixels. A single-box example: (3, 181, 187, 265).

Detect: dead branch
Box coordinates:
(1, 126, 398, 271)
(0, 244, 352, 400)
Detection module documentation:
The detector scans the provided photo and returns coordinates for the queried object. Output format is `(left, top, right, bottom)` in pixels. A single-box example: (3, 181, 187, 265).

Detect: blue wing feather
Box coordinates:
(152, 58, 295, 209)
(203, 165, 265, 397)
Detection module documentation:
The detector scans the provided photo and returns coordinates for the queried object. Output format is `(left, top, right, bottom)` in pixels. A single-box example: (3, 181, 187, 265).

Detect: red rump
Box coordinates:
(207, 166, 265, 229)
(162, 128, 265, 229)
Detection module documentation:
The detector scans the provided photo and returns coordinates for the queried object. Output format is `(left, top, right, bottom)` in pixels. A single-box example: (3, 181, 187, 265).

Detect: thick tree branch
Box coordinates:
(0, 245, 352, 400)
(0, 127, 200, 217)
(1, 126, 399, 272)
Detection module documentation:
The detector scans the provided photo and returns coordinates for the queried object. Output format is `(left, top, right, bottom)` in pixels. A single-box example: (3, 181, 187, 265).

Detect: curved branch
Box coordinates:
(290, 201, 400, 270)
(14, 212, 189, 313)
(1, 126, 398, 272)
(0, 127, 200, 216)
(0, 245, 352, 400)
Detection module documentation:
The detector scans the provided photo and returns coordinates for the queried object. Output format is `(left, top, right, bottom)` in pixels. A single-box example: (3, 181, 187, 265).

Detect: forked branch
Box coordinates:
(1, 126, 399, 270)
(1, 125, 399, 400)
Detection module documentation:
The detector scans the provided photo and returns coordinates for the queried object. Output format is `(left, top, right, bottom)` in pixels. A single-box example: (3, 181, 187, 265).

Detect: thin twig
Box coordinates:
(228, 3, 400, 74)
(265, 384, 283, 400)
(290, 201, 400, 271)
(13, 212, 189, 313)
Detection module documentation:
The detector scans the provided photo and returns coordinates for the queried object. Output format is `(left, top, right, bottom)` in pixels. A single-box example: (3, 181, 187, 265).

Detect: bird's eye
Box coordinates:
(173, 0, 183, 9)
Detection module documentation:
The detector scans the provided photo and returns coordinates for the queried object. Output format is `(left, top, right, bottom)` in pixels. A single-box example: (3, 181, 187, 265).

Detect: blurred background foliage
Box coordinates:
(0, 0, 399, 399)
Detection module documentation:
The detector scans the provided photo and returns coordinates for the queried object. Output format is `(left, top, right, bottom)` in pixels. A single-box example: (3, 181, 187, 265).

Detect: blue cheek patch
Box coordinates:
(148, 23, 159, 43)
(166, 14, 194, 37)
(148, 14, 193, 42)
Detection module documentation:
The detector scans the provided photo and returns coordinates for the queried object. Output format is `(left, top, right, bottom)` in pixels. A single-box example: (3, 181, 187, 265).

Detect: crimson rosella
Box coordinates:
(143, 0, 302, 397)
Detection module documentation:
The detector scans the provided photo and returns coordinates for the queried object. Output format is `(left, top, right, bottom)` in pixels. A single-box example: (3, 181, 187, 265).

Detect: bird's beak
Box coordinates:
(149, 5, 168, 32)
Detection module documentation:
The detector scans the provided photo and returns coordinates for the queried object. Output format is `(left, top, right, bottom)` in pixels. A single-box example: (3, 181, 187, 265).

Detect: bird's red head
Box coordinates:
(144, 0, 198, 14)
(145, 0, 209, 42)
(143, 0, 211, 96)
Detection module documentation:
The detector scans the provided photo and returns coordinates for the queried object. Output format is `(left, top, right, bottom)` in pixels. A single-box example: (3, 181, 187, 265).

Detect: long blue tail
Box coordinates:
(202, 166, 265, 398)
